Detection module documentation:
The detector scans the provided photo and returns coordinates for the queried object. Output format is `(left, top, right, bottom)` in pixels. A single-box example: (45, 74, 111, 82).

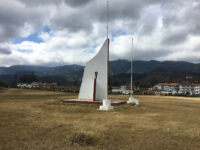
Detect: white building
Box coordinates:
(152, 83, 200, 96)
(112, 88, 132, 95)
(17, 83, 31, 88)
(193, 85, 200, 95)
(111, 85, 138, 95)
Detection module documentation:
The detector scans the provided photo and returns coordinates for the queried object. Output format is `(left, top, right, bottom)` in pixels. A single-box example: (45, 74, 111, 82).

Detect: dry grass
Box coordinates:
(0, 88, 200, 150)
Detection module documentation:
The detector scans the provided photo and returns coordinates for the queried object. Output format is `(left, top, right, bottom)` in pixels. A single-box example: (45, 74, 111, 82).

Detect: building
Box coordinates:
(17, 83, 31, 88)
(31, 82, 43, 88)
(111, 85, 139, 95)
(153, 83, 179, 95)
(17, 82, 79, 92)
(112, 87, 131, 94)
(152, 83, 200, 96)
(40, 82, 57, 90)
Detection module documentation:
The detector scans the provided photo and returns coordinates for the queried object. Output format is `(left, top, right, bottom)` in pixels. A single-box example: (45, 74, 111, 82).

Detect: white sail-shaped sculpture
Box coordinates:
(78, 38, 109, 101)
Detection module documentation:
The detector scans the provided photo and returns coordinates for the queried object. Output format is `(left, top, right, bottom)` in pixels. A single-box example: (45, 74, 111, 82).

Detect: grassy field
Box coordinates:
(0, 88, 200, 150)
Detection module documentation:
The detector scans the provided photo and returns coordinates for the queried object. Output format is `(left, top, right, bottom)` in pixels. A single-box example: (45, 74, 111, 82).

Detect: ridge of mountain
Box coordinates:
(1, 60, 200, 86)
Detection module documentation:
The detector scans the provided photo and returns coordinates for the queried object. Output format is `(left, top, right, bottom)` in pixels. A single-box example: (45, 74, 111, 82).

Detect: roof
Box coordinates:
(111, 86, 120, 89)
(157, 83, 179, 86)
(157, 83, 200, 86)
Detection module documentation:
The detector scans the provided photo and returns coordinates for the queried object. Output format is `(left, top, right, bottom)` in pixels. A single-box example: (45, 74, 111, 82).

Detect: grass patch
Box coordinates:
(70, 132, 95, 146)
(0, 88, 200, 150)
(0, 88, 77, 101)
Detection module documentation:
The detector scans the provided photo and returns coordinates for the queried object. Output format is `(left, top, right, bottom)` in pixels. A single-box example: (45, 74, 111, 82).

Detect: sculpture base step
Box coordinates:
(99, 99, 114, 110)
(127, 96, 139, 105)
(61, 99, 126, 106)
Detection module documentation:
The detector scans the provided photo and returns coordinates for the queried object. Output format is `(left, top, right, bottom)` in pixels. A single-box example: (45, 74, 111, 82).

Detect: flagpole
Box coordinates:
(107, 0, 109, 39)
(106, 0, 109, 100)
(131, 38, 133, 97)
(100, 0, 113, 110)
(127, 37, 139, 105)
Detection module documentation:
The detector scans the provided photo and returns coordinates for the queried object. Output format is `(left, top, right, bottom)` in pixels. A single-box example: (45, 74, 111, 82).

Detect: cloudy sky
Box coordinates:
(0, 0, 200, 67)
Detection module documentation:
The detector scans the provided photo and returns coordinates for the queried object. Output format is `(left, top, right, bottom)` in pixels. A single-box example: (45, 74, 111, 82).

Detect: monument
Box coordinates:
(62, 0, 126, 108)
(78, 0, 113, 110)
(127, 38, 139, 105)
(78, 38, 109, 101)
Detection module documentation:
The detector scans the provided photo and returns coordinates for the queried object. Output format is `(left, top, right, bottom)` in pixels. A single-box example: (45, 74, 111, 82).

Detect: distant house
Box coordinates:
(17, 82, 79, 92)
(151, 83, 200, 96)
(148, 89, 162, 95)
(111, 85, 139, 95)
(17, 83, 31, 88)
(31, 82, 42, 88)
(54, 85, 79, 92)
(41, 82, 57, 90)
(185, 75, 193, 80)
(153, 83, 179, 95)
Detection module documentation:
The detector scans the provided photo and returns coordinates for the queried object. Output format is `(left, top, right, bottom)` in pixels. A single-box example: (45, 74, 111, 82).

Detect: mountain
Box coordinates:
(1, 60, 200, 76)
(129, 60, 200, 74)
(1, 60, 200, 87)
(0, 65, 84, 76)
(110, 60, 200, 74)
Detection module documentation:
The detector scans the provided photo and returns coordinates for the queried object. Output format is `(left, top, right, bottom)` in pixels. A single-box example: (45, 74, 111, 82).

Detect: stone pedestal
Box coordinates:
(127, 96, 139, 105)
(99, 99, 113, 110)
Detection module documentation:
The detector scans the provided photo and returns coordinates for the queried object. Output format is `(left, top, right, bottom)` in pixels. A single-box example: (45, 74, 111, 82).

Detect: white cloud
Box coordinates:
(0, 0, 200, 66)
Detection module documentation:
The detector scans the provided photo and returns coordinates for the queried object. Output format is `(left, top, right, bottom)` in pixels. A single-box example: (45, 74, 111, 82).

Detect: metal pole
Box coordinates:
(106, 39, 109, 100)
(131, 38, 133, 97)
(106, 0, 109, 100)
(107, 0, 109, 39)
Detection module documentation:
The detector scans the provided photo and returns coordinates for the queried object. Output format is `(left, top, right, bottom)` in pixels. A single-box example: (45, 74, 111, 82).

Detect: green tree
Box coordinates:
(0, 80, 7, 87)
(151, 77, 158, 87)
(19, 71, 37, 83)
(11, 74, 18, 88)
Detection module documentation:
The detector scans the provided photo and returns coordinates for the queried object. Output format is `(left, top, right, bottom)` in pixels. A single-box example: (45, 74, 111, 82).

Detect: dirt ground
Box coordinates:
(0, 88, 200, 150)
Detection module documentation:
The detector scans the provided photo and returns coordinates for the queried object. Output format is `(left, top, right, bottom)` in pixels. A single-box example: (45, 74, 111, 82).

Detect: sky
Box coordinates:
(0, 0, 200, 67)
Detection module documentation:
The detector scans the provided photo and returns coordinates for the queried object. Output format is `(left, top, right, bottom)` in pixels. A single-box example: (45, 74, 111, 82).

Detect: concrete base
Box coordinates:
(99, 99, 114, 110)
(62, 99, 126, 106)
(127, 96, 139, 105)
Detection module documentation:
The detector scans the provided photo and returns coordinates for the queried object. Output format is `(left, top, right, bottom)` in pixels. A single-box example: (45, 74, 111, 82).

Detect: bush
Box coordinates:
(70, 132, 94, 146)
(0, 80, 7, 88)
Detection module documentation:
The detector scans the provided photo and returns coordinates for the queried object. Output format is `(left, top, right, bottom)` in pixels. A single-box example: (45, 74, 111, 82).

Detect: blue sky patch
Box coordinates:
(43, 26, 51, 33)
(17, 49, 33, 54)
(12, 26, 51, 44)
(113, 30, 126, 37)
(12, 32, 44, 44)
(83, 44, 99, 53)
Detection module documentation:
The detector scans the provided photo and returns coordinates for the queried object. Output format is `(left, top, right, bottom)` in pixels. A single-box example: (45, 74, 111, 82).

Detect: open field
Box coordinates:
(0, 88, 200, 150)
